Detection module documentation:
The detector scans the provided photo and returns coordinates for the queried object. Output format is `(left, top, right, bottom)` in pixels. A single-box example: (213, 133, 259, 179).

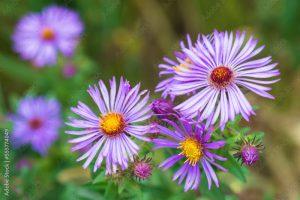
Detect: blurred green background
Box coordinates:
(1, 0, 300, 199)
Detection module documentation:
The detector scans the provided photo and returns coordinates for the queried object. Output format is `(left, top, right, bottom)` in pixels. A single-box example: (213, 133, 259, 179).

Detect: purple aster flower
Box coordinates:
(155, 34, 195, 99)
(233, 136, 264, 166)
(11, 97, 61, 155)
(152, 116, 227, 191)
(12, 5, 83, 67)
(131, 155, 153, 180)
(151, 99, 174, 119)
(66, 77, 152, 174)
(170, 30, 280, 129)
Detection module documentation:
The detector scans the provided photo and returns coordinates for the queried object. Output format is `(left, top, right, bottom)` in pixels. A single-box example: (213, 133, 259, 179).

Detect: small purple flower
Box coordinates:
(132, 156, 153, 180)
(66, 77, 152, 174)
(13, 5, 83, 67)
(11, 97, 61, 155)
(168, 30, 280, 129)
(151, 99, 174, 119)
(234, 136, 264, 166)
(63, 63, 77, 78)
(152, 116, 227, 191)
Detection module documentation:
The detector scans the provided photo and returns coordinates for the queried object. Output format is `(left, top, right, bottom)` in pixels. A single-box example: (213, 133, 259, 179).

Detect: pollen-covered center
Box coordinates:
(100, 112, 126, 137)
(41, 27, 55, 41)
(209, 66, 233, 88)
(178, 137, 202, 166)
(173, 58, 193, 72)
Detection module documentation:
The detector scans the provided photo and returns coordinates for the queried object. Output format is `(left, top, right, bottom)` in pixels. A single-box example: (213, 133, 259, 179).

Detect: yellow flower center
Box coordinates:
(178, 137, 202, 166)
(41, 27, 55, 41)
(173, 58, 193, 72)
(99, 112, 126, 137)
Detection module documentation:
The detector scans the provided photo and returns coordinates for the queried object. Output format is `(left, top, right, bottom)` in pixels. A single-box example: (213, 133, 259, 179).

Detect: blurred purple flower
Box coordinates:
(171, 30, 280, 129)
(63, 63, 77, 78)
(16, 158, 32, 170)
(66, 77, 152, 174)
(11, 97, 61, 155)
(12, 5, 83, 67)
(152, 116, 227, 191)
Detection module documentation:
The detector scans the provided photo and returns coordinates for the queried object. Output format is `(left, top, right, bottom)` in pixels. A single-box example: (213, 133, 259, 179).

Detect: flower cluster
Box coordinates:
(10, 7, 279, 193)
(151, 30, 278, 191)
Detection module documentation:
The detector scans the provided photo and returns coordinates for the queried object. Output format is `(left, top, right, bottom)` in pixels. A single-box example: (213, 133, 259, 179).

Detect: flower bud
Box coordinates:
(151, 99, 174, 119)
(131, 156, 153, 181)
(233, 136, 264, 166)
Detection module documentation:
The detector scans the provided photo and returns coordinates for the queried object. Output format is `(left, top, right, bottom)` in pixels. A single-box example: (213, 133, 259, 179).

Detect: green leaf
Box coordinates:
(61, 184, 103, 200)
(239, 127, 251, 135)
(92, 171, 106, 184)
(223, 154, 247, 183)
(0, 54, 40, 84)
(247, 132, 265, 141)
(118, 181, 126, 194)
(200, 175, 226, 200)
(104, 182, 118, 200)
(226, 134, 242, 145)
